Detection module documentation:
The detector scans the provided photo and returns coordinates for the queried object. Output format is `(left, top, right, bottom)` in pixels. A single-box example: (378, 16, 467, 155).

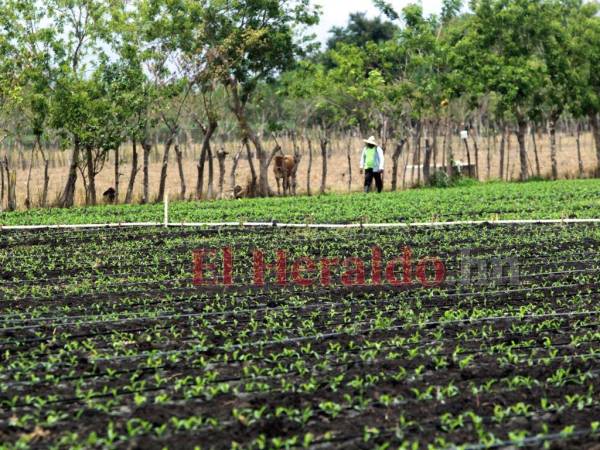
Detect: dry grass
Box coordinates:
(4, 131, 598, 209)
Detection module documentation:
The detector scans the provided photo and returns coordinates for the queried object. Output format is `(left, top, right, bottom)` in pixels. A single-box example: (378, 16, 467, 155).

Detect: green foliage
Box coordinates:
(1, 178, 599, 225)
(326, 12, 398, 51)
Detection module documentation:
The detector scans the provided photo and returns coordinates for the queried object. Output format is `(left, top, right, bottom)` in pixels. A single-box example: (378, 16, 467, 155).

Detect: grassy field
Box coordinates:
(1, 178, 600, 225)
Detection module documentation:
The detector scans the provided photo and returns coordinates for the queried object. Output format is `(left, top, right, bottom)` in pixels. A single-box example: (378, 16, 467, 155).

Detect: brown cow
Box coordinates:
(273, 155, 298, 196)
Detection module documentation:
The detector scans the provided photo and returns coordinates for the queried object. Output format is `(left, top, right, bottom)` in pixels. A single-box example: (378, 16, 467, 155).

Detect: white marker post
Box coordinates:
(163, 188, 169, 228)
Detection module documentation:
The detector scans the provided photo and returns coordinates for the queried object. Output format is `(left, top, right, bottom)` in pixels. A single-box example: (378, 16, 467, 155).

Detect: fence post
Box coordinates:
(164, 187, 169, 228)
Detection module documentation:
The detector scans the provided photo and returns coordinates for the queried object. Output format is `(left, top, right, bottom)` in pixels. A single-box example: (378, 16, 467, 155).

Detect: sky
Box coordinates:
(312, 0, 445, 43)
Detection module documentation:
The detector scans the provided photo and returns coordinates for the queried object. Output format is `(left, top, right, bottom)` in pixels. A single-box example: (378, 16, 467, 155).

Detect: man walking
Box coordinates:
(360, 136, 385, 193)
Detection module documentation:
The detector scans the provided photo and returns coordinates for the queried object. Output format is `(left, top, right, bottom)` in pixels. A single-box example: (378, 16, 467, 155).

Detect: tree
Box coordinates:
(458, 0, 551, 181)
(0, 0, 60, 207)
(48, 0, 121, 207)
(571, 1, 600, 175)
(203, 0, 320, 197)
(327, 12, 398, 51)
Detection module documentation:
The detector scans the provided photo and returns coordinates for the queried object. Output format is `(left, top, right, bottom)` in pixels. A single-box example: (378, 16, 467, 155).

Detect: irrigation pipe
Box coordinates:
(1, 217, 600, 231)
(1, 277, 596, 331)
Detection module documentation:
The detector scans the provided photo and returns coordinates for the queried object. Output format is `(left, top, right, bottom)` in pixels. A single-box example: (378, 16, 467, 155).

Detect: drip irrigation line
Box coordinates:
(1, 261, 596, 326)
(4, 321, 599, 392)
(1, 256, 597, 310)
(2, 310, 598, 383)
(300, 423, 599, 450)
(4, 336, 600, 410)
(65, 309, 600, 365)
(2, 289, 598, 358)
(1, 252, 597, 291)
(1, 277, 597, 332)
(1, 306, 598, 380)
(1, 227, 596, 264)
(9, 367, 600, 450)
(1, 285, 596, 356)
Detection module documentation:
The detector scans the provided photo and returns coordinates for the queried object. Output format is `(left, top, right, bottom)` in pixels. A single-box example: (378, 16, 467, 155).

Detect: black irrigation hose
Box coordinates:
(2, 289, 598, 362)
(42, 309, 596, 366)
(1, 273, 597, 331)
(1, 250, 598, 291)
(1, 284, 596, 358)
(2, 258, 598, 312)
(1, 262, 596, 327)
(1, 224, 597, 266)
(2, 304, 597, 382)
(2, 231, 597, 272)
(4, 318, 599, 393)
(4, 339, 600, 410)
(14, 371, 600, 450)
(296, 419, 600, 450)
(2, 309, 598, 385)
(0, 282, 597, 347)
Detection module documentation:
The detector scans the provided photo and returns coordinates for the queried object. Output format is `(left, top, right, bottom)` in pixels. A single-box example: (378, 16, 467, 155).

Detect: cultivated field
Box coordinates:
(2, 178, 600, 226)
(1, 222, 599, 449)
(1, 180, 600, 449)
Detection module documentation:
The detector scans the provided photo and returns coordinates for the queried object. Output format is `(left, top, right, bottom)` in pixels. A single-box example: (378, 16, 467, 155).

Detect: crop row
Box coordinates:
(0, 223, 598, 448)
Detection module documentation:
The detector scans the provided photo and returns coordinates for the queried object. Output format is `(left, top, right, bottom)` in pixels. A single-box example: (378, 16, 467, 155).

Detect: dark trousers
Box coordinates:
(364, 169, 383, 193)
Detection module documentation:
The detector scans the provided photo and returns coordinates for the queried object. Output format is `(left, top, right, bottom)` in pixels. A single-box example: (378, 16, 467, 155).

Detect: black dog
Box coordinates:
(103, 187, 116, 204)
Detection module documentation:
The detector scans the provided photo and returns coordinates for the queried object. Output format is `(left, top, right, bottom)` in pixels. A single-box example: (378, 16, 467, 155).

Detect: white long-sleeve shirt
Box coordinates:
(360, 146, 385, 172)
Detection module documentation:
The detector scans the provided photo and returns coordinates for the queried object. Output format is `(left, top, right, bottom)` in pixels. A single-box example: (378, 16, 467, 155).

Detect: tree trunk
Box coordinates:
(59, 137, 80, 207)
(471, 129, 480, 180)
(506, 131, 512, 180)
(516, 118, 529, 181)
(195, 121, 217, 200)
(174, 142, 186, 200)
(487, 126, 493, 179)
(85, 146, 97, 205)
(319, 137, 328, 195)
(230, 147, 242, 196)
(24, 144, 35, 209)
(499, 126, 506, 180)
(462, 138, 472, 177)
(142, 139, 151, 204)
(423, 122, 435, 183)
(197, 138, 207, 200)
(114, 145, 120, 202)
(391, 139, 406, 191)
(531, 125, 541, 177)
(229, 82, 269, 196)
(157, 133, 175, 202)
(244, 139, 258, 197)
(125, 137, 139, 204)
(442, 125, 448, 175)
(0, 159, 4, 212)
(432, 124, 439, 172)
(576, 122, 584, 178)
(7, 167, 16, 211)
(38, 136, 50, 207)
(207, 143, 214, 199)
(589, 113, 600, 177)
(549, 115, 559, 179)
(402, 138, 411, 189)
(423, 135, 432, 183)
(346, 135, 352, 192)
(306, 137, 313, 196)
(446, 123, 453, 176)
(413, 124, 422, 185)
(217, 148, 227, 199)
